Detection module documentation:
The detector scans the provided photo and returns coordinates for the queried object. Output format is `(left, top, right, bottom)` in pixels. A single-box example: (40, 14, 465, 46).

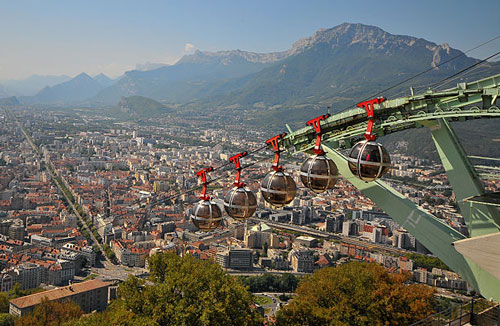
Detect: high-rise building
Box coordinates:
(342, 221, 358, 236)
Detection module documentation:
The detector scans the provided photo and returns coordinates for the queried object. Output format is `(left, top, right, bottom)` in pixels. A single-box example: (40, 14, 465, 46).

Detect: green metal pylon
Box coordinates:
(323, 144, 500, 302)
(423, 118, 500, 237)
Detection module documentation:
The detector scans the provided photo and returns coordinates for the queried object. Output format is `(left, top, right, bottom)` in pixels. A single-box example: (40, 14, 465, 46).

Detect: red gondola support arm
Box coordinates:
(196, 167, 213, 200)
(306, 114, 330, 155)
(229, 152, 248, 187)
(266, 133, 286, 171)
(357, 97, 386, 141)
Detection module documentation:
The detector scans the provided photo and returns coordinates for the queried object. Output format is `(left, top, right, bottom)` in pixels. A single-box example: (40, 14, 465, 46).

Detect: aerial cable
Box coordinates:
(430, 50, 500, 90)
(115, 38, 500, 219)
(130, 146, 271, 212)
(424, 62, 490, 92)
(335, 34, 500, 114)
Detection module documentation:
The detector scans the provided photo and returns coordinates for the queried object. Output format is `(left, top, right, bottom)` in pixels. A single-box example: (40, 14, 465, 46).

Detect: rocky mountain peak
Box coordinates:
(73, 72, 94, 81)
(177, 48, 290, 65)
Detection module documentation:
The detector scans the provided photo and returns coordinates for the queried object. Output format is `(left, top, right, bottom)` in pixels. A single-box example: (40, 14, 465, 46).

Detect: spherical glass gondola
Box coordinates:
(190, 200, 223, 231)
(300, 155, 338, 193)
(347, 140, 391, 182)
(224, 186, 257, 219)
(260, 170, 297, 207)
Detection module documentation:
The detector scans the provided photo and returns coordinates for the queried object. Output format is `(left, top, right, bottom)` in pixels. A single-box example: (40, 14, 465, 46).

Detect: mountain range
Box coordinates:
(5, 23, 500, 124)
(20, 73, 115, 105)
(0, 75, 71, 96)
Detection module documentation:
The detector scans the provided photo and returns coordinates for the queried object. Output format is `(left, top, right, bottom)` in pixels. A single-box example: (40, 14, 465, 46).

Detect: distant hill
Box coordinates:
(0, 84, 10, 98)
(1, 74, 71, 96)
(93, 73, 115, 87)
(105, 96, 172, 119)
(0, 96, 19, 107)
(89, 23, 500, 129)
(135, 62, 170, 71)
(25, 73, 104, 104)
(91, 49, 290, 105)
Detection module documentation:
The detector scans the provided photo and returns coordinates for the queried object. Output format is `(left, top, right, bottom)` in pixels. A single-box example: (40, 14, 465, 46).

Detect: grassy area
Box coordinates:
(254, 295, 273, 306)
(405, 253, 449, 271)
(83, 273, 98, 281)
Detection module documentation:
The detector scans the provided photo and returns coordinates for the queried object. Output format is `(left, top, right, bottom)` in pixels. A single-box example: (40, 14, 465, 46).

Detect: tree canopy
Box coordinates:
(276, 262, 435, 326)
(238, 273, 300, 293)
(73, 252, 262, 326)
(15, 298, 82, 326)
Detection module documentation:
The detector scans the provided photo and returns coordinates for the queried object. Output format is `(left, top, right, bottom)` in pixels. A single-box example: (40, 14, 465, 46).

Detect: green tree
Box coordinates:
(405, 253, 449, 270)
(276, 262, 435, 326)
(64, 301, 155, 326)
(0, 313, 13, 326)
(8, 283, 44, 299)
(280, 273, 299, 292)
(15, 298, 83, 326)
(0, 293, 9, 313)
(112, 252, 261, 326)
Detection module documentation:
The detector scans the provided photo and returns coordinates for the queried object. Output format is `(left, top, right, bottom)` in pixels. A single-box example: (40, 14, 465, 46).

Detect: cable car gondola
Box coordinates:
(300, 114, 338, 193)
(224, 152, 257, 219)
(261, 133, 297, 206)
(347, 98, 391, 181)
(191, 167, 222, 231)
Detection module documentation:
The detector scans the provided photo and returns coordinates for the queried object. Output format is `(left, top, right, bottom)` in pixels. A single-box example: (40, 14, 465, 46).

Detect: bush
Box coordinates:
(0, 313, 13, 326)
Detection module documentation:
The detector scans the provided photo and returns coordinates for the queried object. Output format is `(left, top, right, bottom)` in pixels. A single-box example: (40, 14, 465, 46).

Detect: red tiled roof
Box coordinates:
(10, 279, 111, 309)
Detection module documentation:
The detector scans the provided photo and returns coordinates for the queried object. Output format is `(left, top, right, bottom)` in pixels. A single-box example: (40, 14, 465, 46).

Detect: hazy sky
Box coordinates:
(1, 0, 500, 80)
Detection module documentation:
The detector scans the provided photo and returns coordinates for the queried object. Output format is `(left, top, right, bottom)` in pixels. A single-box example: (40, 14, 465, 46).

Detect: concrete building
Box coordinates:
(12, 263, 42, 290)
(9, 279, 111, 317)
(110, 239, 151, 267)
(342, 221, 358, 236)
(0, 272, 13, 292)
(325, 215, 343, 233)
(289, 249, 314, 273)
(8, 220, 24, 241)
(229, 249, 253, 270)
(393, 229, 412, 249)
(295, 236, 318, 248)
(217, 249, 253, 270)
(244, 223, 278, 249)
(62, 243, 96, 266)
(216, 251, 230, 269)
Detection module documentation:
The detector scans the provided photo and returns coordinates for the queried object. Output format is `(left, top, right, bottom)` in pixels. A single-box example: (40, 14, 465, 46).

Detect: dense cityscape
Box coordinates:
(0, 106, 497, 323)
(1, 2, 500, 325)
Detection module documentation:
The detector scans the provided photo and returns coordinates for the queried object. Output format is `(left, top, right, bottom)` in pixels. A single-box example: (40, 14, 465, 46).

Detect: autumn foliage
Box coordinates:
(15, 298, 82, 326)
(70, 252, 262, 326)
(276, 262, 435, 326)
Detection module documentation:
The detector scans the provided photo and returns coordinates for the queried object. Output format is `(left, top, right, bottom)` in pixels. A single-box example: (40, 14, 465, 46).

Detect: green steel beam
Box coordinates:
(422, 119, 500, 236)
(282, 73, 500, 301)
(469, 155, 500, 162)
(283, 73, 500, 151)
(323, 145, 500, 302)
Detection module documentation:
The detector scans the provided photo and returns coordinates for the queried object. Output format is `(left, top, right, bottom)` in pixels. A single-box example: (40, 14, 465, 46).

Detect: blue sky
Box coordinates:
(1, 0, 499, 79)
